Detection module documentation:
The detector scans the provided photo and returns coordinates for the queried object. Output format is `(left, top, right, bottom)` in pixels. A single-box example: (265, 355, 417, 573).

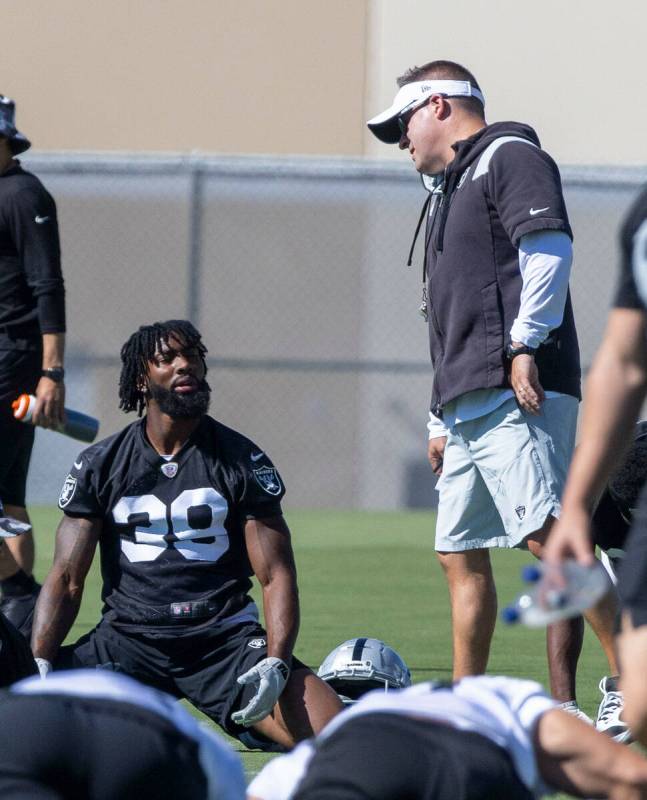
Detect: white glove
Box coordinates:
(231, 656, 290, 727)
(34, 658, 52, 679)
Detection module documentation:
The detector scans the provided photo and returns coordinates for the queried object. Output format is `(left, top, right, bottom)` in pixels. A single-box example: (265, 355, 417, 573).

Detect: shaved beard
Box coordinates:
(148, 380, 211, 419)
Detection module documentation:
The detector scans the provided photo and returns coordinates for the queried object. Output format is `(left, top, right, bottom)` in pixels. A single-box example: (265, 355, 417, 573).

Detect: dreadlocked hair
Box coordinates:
(118, 320, 208, 416)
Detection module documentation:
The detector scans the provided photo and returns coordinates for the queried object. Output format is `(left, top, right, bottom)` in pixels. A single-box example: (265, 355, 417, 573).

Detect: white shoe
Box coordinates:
(559, 700, 593, 725)
(596, 676, 632, 744)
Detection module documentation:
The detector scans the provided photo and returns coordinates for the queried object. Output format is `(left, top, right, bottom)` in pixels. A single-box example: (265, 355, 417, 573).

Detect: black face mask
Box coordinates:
(147, 379, 211, 419)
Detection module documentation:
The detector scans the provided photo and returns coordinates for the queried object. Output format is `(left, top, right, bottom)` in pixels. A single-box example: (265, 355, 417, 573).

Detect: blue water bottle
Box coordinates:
(502, 560, 611, 627)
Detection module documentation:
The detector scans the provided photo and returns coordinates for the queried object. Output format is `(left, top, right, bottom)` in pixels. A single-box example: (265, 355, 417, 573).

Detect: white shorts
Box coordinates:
(434, 395, 578, 552)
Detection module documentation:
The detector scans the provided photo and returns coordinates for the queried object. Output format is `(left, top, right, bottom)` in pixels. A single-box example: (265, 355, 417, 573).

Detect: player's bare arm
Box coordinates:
(245, 514, 299, 664)
(235, 512, 342, 738)
(534, 707, 647, 798)
(31, 514, 101, 662)
(545, 308, 647, 565)
(230, 514, 301, 730)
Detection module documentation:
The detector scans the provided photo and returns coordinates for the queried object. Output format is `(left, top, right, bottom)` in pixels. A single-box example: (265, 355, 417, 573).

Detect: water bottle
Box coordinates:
(11, 393, 99, 444)
(501, 560, 611, 627)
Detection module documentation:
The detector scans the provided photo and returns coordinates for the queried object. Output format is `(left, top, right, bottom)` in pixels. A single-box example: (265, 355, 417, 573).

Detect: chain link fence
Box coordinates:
(20, 154, 647, 510)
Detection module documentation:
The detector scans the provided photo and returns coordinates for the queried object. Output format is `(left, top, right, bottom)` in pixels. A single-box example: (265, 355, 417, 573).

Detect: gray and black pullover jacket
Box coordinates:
(421, 121, 581, 417)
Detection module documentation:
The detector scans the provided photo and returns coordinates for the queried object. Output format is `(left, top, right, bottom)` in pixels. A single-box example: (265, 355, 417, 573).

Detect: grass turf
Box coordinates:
(28, 506, 611, 795)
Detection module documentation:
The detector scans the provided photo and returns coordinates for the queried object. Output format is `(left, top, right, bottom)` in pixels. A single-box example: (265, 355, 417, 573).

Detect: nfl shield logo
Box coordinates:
(161, 462, 178, 479)
(253, 466, 282, 496)
(58, 475, 77, 508)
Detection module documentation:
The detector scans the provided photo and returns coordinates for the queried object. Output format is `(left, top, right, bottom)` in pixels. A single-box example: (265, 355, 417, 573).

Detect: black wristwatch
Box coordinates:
(505, 343, 536, 360)
(41, 367, 65, 383)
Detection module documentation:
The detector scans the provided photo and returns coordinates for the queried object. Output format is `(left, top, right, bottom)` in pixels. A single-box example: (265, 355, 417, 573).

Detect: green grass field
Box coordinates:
(28, 506, 611, 796)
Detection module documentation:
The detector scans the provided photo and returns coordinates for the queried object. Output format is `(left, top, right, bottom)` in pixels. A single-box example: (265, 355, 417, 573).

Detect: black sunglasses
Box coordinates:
(397, 96, 432, 136)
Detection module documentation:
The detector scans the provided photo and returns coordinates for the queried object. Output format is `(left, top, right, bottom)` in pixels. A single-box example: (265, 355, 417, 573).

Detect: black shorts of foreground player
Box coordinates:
(30, 320, 342, 748)
(0, 670, 245, 800)
(248, 676, 647, 800)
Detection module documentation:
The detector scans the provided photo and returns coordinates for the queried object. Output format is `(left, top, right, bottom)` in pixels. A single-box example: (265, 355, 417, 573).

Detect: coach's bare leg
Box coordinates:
(252, 668, 343, 748)
(618, 613, 647, 746)
(585, 589, 621, 675)
(436, 548, 497, 679)
(528, 516, 584, 703)
(1, 505, 34, 576)
(0, 540, 20, 581)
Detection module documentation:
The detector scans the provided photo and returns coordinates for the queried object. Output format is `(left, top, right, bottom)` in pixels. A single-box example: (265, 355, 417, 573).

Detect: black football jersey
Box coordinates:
(0, 162, 65, 338)
(614, 184, 647, 311)
(57, 415, 285, 631)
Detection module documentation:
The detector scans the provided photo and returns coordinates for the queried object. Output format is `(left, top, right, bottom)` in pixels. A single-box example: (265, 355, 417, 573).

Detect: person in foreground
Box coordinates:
(365, 58, 617, 719)
(30, 319, 342, 748)
(545, 184, 647, 748)
(248, 674, 647, 800)
(0, 669, 245, 799)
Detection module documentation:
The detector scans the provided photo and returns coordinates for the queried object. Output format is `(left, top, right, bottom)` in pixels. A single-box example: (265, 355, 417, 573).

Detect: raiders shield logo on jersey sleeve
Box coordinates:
(58, 475, 78, 508)
(253, 466, 282, 496)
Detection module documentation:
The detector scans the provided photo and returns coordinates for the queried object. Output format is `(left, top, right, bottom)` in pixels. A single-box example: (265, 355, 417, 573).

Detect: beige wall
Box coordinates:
(2, 0, 646, 164)
(2, 0, 367, 155)
(365, 0, 647, 165)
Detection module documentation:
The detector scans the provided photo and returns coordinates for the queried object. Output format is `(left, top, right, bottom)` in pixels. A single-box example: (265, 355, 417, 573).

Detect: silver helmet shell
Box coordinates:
(317, 637, 411, 704)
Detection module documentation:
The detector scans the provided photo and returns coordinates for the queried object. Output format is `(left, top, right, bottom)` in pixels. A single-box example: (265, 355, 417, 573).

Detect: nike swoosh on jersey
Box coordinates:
(250, 452, 265, 462)
(529, 207, 549, 216)
(74, 460, 83, 470)
(35, 215, 50, 224)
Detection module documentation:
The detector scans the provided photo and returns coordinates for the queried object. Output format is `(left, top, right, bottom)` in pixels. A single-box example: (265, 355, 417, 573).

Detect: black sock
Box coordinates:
(1, 569, 38, 597)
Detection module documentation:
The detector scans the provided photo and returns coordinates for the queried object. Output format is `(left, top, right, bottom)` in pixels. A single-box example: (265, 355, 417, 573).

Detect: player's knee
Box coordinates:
(279, 670, 343, 740)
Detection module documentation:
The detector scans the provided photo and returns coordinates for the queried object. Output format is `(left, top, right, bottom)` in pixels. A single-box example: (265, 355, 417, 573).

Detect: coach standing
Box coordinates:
(0, 95, 65, 638)
(366, 60, 618, 713)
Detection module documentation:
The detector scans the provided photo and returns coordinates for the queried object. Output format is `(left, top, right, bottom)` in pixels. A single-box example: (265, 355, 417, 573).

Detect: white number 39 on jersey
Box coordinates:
(112, 488, 229, 563)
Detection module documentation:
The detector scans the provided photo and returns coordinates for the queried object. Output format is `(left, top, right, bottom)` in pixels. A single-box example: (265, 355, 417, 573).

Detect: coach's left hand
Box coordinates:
(231, 656, 290, 727)
(510, 354, 544, 415)
(33, 376, 65, 429)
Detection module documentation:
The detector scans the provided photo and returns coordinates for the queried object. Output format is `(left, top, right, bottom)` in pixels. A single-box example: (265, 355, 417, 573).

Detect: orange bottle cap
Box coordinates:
(12, 394, 32, 420)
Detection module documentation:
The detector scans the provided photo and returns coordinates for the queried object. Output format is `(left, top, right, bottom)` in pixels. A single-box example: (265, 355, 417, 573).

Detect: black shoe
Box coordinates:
(0, 583, 41, 640)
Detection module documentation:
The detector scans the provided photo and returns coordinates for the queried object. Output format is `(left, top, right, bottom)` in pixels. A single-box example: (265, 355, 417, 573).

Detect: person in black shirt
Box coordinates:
(0, 95, 66, 638)
(546, 184, 647, 746)
(30, 320, 342, 749)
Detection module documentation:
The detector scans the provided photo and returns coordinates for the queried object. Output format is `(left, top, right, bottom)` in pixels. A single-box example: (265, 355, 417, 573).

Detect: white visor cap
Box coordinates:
(367, 80, 485, 144)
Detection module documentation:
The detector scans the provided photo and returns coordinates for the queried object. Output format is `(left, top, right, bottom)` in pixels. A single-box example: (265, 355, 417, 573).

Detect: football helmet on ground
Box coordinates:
(317, 637, 411, 704)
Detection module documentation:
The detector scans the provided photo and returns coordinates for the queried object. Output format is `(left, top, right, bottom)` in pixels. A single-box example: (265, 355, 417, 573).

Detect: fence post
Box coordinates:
(187, 162, 204, 326)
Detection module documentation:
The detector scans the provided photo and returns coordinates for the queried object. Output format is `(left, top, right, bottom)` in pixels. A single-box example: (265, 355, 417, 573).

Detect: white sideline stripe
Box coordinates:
(472, 136, 538, 180)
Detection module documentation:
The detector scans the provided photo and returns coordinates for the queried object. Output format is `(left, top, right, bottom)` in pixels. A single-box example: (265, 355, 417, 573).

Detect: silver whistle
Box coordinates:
(419, 286, 429, 322)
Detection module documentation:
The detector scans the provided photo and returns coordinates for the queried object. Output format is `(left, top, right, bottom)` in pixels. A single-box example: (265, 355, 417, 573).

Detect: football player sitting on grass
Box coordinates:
(30, 320, 342, 751)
